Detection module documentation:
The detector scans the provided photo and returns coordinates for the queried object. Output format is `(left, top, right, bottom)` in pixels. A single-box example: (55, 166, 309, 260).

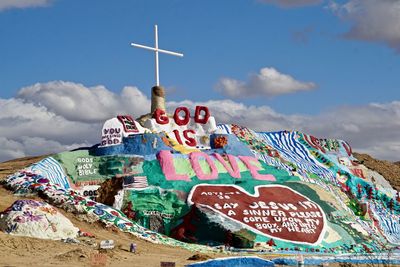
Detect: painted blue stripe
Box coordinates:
(256, 131, 335, 182)
(217, 124, 232, 134)
(30, 157, 70, 189)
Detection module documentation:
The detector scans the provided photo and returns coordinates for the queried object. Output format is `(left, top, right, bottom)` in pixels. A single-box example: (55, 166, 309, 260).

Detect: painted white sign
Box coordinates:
(100, 240, 115, 249)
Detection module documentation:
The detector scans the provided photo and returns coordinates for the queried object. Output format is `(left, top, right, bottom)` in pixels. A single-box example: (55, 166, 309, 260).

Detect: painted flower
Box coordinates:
(39, 207, 57, 215)
(117, 223, 126, 230)
(93, 207, 105, 216)
(24, 200, 42, 207)
(23, 211, 43, 222)
(11, 201, 24, 211)
(74, 196, 85, 202)
(101, 213, 114, 221)
(13, 216, 26, 223)
(30, 183, 41, 189)
(95, 204, 107, 210)
(87, 201, 96, 207)
(6, 223, 17, 234)
(110, 210, 120, 217)
(37, 178, 49, 184)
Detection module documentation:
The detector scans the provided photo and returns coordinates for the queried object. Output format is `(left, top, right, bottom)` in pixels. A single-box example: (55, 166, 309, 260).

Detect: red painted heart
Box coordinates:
(188, 184, 326, 245)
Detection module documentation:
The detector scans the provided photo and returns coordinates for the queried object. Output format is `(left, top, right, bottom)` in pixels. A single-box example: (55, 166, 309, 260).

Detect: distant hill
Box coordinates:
(353, 152, 400, 192)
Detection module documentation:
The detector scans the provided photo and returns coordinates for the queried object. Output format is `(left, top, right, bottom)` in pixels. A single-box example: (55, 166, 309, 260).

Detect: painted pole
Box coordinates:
(155, 25, 159, 86)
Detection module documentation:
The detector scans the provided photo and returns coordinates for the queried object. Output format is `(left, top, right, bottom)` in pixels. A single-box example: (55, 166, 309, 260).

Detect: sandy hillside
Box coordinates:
(353, 152, 400, 191)
(0, 157, 227, 267)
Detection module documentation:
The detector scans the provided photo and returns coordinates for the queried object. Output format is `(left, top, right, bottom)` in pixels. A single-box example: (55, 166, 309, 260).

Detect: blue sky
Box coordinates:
(0, 0, 400, 161)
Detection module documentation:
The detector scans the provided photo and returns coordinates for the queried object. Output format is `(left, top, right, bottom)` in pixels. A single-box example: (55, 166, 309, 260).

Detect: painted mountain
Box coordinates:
(3, 105, 399, 255)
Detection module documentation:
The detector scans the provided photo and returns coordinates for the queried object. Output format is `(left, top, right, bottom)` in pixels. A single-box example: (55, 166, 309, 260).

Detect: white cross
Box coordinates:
(131, 25, 184, 87)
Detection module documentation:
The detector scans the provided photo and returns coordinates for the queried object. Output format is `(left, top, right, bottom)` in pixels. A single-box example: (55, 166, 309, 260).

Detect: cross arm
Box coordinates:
(130, 43, 184, 57)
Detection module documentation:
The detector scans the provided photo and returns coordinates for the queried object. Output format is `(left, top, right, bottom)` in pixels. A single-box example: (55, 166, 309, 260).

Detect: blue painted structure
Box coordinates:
(186, 256, 274, 267)
(92, 133, 172, 156)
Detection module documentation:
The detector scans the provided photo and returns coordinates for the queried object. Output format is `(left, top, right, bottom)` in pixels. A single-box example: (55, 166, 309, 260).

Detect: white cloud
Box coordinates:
(0, 0, 51, 11)
(0, 81, 152, 162)
(329, 0, 400, 52)
(258, 0, 322, 8)
(0, 137, 25, 162)
(1, 81, 399, 162)
(0, 97, 98, 144)
(0, 96, 98, 162)
(215, 67, 316, 98)
(0, 136, 89, 162)
(17, 81, 151, 123)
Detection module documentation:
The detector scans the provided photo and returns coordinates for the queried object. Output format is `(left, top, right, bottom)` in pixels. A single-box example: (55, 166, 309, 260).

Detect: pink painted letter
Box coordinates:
(213, 153, 241, 178)
(238, 156, 276, 181)
(157, 150, 190, 181)
(190, 152, 218, 180)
